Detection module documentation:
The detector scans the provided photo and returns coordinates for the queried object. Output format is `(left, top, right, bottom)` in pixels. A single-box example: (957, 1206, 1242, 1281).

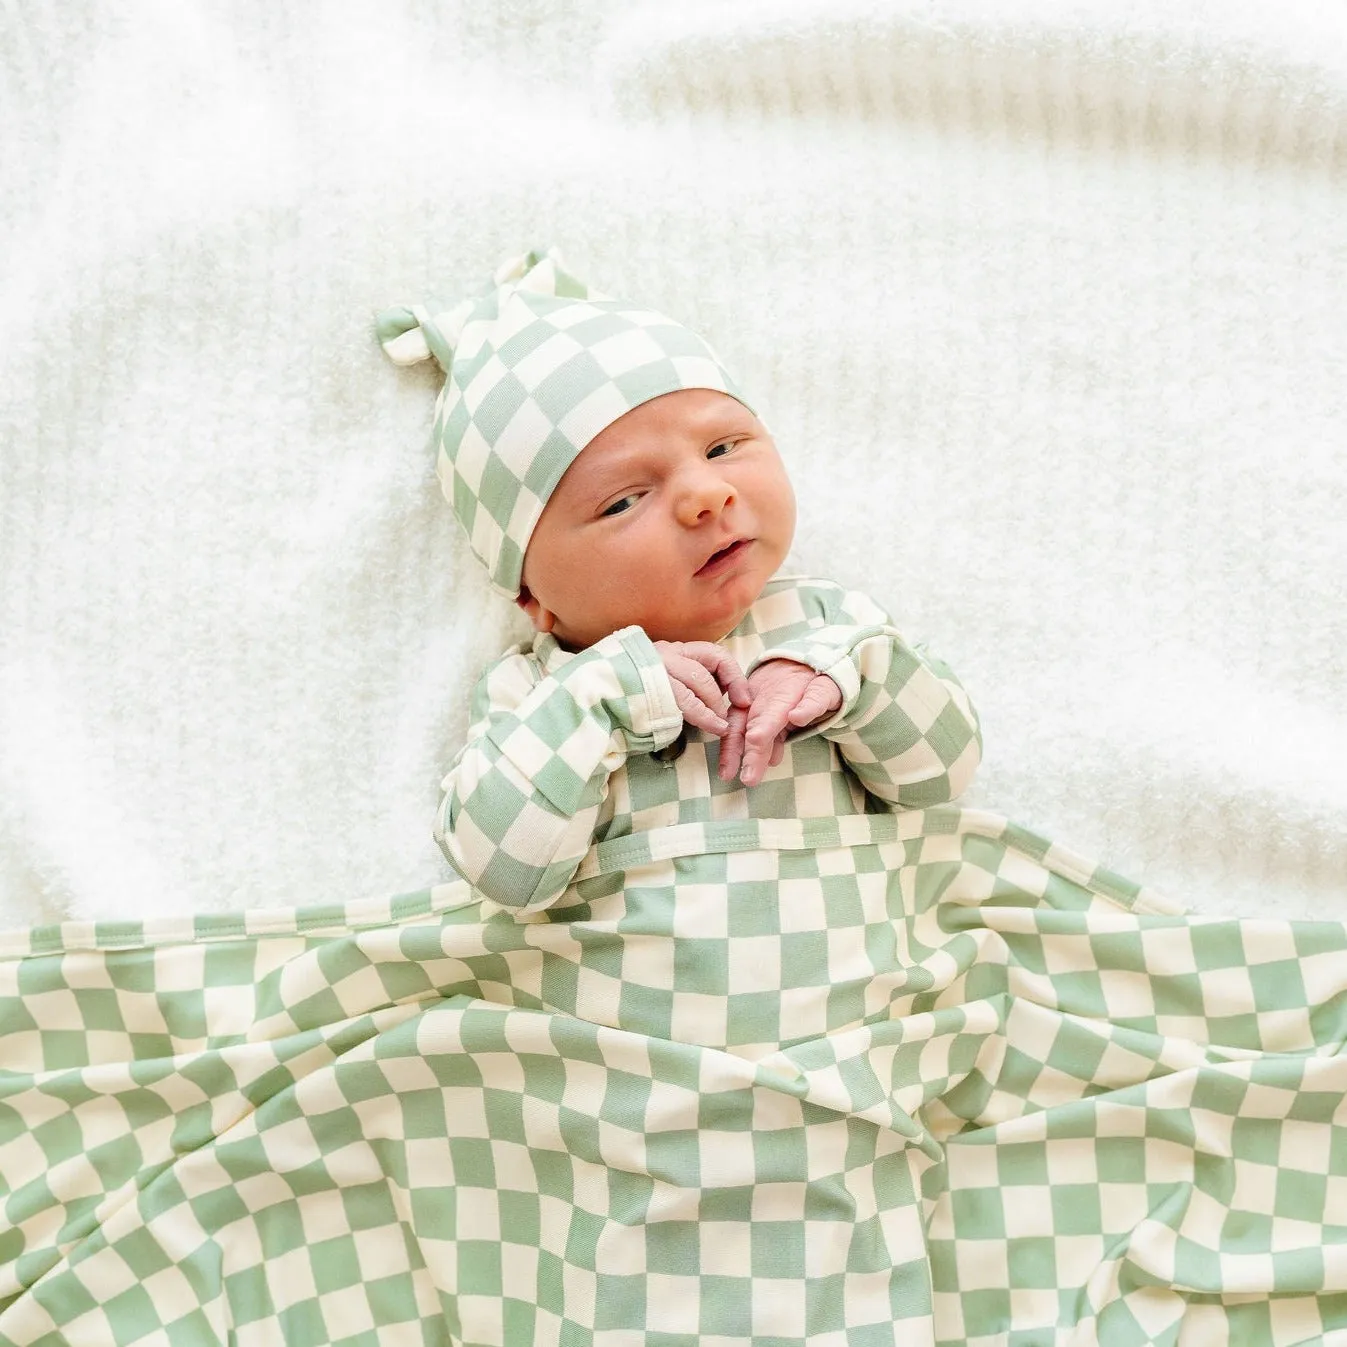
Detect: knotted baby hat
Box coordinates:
(377, 247, 753, 598)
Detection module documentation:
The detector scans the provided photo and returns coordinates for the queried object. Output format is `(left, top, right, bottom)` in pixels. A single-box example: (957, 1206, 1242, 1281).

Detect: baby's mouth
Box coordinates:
(696, 538, 750, 575)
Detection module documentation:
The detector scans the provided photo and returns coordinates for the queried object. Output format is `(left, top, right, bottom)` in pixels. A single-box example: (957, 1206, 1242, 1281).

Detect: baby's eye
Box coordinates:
(600, 494, 640, 518)
(706, 441, 735, 459)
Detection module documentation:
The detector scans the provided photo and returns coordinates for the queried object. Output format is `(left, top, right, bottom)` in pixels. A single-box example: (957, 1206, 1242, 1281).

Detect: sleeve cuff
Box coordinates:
(593, 625, 685, 752)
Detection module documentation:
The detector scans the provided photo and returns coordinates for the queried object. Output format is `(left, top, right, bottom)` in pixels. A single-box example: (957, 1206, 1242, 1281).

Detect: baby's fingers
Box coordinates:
(786, 675, 843, 728)
(668, 674, 729, 735)
(667, 654, 727, 713)
(679, 641, 751, 708)
(739, 699, 793, 786)
(718, 704, 748, 781)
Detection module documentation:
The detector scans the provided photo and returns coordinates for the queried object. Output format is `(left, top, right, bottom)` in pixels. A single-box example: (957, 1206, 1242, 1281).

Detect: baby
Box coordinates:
(379, 249, 982, 914)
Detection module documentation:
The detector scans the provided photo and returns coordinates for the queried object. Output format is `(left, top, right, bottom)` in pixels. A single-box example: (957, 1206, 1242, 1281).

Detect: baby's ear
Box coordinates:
(516, 587, 555, 634)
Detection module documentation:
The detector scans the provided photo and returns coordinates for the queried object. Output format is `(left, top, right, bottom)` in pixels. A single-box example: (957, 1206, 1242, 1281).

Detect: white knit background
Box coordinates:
(2, 0, 1344, 927)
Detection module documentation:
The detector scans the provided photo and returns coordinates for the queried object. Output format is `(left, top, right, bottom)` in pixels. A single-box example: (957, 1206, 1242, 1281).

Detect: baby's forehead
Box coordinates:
(577, 390, 755, 466)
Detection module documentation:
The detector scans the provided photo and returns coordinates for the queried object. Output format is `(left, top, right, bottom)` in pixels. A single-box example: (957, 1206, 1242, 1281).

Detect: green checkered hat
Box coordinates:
(378, 248, 754, 597)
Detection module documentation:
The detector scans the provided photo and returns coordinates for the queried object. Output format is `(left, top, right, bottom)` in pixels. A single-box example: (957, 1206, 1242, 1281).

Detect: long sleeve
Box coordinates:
(748, 579, 982, 808)
(436, 626, 683, 913)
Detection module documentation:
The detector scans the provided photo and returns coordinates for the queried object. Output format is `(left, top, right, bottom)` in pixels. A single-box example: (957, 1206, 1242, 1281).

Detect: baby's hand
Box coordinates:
(654, 641, 752, 739)
(730, 659, 842, 787)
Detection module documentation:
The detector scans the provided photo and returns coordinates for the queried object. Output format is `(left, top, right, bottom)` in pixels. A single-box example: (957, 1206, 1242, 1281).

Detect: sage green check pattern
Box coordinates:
(4, 807, 1347, 1344)
(437, 576, 984, 915)
(378, 248, 751, 597)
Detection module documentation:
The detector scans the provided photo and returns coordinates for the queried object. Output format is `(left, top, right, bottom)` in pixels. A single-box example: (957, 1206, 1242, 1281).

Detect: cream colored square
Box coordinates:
(316, 1284, 376, 1336)
(696, 1130, 756, 1189)
(646, 1274, 703, 1333)
(752, 1278, 808, 1336)
(748, 1180, 808, 1222)
(699, 1220, 751, 1276)
(1044, 1138, 1099, 1187)
(267, 1245, 318, 1312)
(725, 934, 782, 993)
(954, 1237, 1009, 1292)
(669, 989, 728, 1044)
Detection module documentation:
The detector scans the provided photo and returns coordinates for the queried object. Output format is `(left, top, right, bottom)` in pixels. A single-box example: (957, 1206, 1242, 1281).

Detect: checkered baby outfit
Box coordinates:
(5, 583, 1347, 1343)
(436, 576, 984, 915)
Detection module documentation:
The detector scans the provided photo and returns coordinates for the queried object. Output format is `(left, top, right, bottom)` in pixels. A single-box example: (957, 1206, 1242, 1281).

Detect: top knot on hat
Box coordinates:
(377, 247, 752, 598)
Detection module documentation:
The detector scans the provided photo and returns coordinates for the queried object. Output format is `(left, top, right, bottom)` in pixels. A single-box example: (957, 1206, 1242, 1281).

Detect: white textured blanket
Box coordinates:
(1, 0, 1344, 928)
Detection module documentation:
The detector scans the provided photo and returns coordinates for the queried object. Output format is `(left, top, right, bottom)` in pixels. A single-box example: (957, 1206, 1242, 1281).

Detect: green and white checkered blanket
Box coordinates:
(3, 806, 1346, 1344)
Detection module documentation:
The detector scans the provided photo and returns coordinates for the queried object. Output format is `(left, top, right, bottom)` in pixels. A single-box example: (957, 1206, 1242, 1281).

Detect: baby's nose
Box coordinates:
(676, 466, 735, 524)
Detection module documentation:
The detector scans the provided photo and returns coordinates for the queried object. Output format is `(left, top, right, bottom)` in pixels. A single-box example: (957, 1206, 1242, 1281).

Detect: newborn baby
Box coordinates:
(379, 248, 982, 914)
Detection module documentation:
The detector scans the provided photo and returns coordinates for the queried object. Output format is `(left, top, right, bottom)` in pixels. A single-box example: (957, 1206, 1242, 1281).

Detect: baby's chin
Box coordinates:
(556, 603, 757, 650)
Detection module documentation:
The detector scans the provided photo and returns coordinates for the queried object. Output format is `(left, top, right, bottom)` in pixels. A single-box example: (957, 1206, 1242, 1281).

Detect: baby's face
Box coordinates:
(518, 389, 796, 648)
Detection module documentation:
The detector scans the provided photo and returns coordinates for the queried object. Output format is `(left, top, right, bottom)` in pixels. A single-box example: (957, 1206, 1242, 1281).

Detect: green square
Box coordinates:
(459, 1241, 502, 1296)
(258, 1203, 307, 1260)
(311, 1236, 361, 1294)
(40, 1030, 91, 1071)
(825, 979, 866, 1031)
(1190, 921, 1249, 970)
(697, 1276, 751, 1337)
(532, 1150, 576, 1202)
(473, 372, 531, 446)
(819, 873, 864, 926)
(341, 1181, 399, 1233)
(105, 948, 159, 993)
(676, 938, 729, 995)
(1046, 1019, 1107, 1079)
(203, 942, 260, 987)
(1230, 1117, 1281, 1167)
(961, 1288, 1011, 1335)
(724, 883, 779, 938)
(536, 1248, 564, 1310)
(402, 1089, 448, 1140)
(592, 1274, 646, 1329)
(751, 1222, 805, 1277)
(563, 1208, 604, 1270)
(1189, 1071, 1249, 1116)
(1088, 930, 1146, 974)
(618, 981, 672, 1039)
(701, 1186, 754, 1223)
(533, 350, 606, 422)
(502, 1299, 538, 1344)
(104, 1282, 159, 1344)
(1096, 1138, 1146, 1183)
(111, 1227, 174, 1281)
(752, 1128, 807, 1182)
(647, 1221, 700, 1275)
(997, 1143, 1049, 1187)
(1276, 1167, 1327, 1222)
(727, 990, 788, 1047)
(1007, 1236, 1057, 1289)
(779, 930, 828, 983)
(224, 1260, 274, 1325)
(950, 1188, 1006, 1240)
(600, 1069, 652, 1128)
(1049, 1185, 1101, 1236)
(448, 1137, 496, 1187)
(483, 1084, 527, 1143)
(1272, 1244, 1324, 1292)
(277, 1299, 328, 1347)
(1206, 1013, 1261, 1051)
(498, 1190, 541, 1245)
